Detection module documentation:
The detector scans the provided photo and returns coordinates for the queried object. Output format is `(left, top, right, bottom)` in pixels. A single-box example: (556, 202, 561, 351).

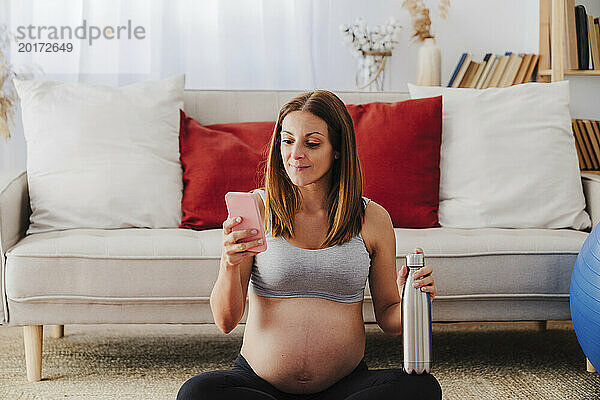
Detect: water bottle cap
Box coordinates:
(406, 253, 424, 267)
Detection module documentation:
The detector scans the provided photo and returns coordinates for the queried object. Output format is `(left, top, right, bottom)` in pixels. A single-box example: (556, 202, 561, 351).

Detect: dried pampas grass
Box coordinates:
(0, 25, 32, 140)
(0, 59, 20, 140)
(402, 0, 450, 42)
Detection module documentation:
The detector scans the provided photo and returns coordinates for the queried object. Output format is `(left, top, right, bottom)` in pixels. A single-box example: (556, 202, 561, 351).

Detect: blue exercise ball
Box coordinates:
(570, 224, 600, 371)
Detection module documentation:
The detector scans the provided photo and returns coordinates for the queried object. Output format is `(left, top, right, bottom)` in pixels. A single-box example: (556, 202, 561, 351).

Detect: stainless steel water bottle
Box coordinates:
(402, 249, 432, 374)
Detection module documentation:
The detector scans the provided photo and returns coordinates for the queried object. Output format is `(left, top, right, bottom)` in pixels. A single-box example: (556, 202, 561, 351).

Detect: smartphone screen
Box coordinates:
(224, 192, 267, 253)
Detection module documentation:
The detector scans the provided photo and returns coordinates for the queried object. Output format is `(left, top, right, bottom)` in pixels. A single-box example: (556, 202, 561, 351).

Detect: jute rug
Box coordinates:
(0, 321, 599, 400)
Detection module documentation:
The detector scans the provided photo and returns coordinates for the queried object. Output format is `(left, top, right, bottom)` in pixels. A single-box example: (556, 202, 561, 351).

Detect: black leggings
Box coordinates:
(177, 354, 442, 400)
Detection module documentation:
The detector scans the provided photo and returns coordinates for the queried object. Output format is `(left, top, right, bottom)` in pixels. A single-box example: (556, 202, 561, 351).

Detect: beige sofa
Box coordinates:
(2, 90, 599, 382)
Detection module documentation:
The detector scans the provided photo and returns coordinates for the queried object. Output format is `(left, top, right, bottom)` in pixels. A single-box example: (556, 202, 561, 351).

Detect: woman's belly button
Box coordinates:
(256, 340, 361, 389)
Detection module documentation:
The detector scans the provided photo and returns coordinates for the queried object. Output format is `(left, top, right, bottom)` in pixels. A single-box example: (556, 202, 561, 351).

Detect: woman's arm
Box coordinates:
(365, 202, 403, 337)
(210, 192, 264, 334)
(210, 249, 254, 334)
(366, 202, 437, 337)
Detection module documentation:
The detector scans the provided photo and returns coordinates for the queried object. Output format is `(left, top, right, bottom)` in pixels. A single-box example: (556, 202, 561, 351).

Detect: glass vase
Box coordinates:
(356, 51, 391, 91)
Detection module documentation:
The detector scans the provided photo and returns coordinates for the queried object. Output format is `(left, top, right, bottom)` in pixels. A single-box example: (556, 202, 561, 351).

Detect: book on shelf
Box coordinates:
(488, 54, 510, 87)
(580, 119, 600, 169)
(458, 61, 479, 88)
(590, 121, 600, 169)
(470, 54, 489, 88)
(572, 119, 600, 171)
(522, 54, 540, 83)
(596, 18, 600, 68)
(498, 53, 522, 87)
(479, 56, 498, 88)
(588, 14, 600, 70)
(449, 53, 472, 88)
(575, 5, 589, 69)
(540, 0, 551, 75)
(573, 120, 592, 169)
(513, 54, 533, 84)
(448, 53, 468, 87)
(572, 121, 586, 169)
(475, 53, 496, 89)
(447, 52, 540, 88)
(574, 136, 585, 170)
(565, 0, 579, 70)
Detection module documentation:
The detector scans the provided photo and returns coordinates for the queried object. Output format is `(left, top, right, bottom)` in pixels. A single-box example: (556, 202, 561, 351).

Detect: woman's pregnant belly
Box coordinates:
(240, 294, 366, 394)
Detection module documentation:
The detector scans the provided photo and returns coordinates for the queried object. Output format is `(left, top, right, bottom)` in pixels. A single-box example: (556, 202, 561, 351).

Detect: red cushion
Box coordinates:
(179, 110, 274, 230)
(347, 96, 442, 228)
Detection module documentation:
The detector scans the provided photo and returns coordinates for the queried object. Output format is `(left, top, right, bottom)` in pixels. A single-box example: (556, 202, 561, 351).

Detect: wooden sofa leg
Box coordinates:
(534, 320, 547, 331)
(587, 358, 597, 373)
(50, 325, 64, 338)
(23, 325, 43, 382)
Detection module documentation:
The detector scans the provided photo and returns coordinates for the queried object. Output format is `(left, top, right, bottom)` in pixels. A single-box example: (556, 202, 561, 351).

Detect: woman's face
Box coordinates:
(280, 111, 339, 189)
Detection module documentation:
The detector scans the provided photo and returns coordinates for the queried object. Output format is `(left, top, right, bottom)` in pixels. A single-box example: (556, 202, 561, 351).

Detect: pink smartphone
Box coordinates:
(224, 192, 267, 253)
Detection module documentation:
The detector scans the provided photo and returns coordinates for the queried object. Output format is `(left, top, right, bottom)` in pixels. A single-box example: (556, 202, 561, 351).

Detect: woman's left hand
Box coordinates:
(411, 264, 437, 301)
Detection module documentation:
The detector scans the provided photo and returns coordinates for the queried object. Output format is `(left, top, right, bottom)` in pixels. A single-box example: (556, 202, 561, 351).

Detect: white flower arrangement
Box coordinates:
(339, 17, 402, 90)
(339, 17, 403, 57)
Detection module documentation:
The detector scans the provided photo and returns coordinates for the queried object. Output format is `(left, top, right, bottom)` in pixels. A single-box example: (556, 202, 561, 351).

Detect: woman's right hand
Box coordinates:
(222, 216, 264, 268)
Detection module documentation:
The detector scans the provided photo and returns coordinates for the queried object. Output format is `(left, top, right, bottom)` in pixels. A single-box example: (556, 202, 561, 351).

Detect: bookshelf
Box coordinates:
(540, 0, 600, 179)
(543, 3, 600, 377)
(539, 0, 600, 81)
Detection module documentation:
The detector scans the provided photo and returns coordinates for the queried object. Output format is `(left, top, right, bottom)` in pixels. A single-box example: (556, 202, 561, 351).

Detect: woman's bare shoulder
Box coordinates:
(361, 200, 393, 256)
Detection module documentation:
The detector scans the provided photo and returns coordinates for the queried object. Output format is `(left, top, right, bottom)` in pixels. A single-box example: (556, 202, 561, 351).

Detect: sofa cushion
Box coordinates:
(347, 97, 442, 228)
(385, 227, 586, 299)
(408, 81, 591, 230)
(13, 75, 185, 234)
(5, 228, 222, 302)
(179, 111, 274, 230)
(5, 227, 586, 305)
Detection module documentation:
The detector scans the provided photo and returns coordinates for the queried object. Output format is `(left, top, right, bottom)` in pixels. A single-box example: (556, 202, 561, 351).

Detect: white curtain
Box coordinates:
(1, 0, 344, 170)
(6, 0, 332, 88)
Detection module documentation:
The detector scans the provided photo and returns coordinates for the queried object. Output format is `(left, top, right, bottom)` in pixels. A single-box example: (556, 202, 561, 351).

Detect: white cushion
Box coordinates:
(14, 75, 185, 234)
(408, 82, 591, 230)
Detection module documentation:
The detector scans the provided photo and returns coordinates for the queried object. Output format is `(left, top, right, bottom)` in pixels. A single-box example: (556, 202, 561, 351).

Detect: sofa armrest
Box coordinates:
(582, 172, 600, 228)
(0, 170, 30, 324)
(0, 170, 30, 255)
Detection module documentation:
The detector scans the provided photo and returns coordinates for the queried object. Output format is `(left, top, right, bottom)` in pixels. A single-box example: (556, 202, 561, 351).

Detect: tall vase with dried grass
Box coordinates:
(0, 25, 31, 141)
(402, 0, 450, 86)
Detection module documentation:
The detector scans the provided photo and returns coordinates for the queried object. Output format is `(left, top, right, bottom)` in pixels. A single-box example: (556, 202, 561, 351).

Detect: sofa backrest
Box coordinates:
(182, 90, 410, 125)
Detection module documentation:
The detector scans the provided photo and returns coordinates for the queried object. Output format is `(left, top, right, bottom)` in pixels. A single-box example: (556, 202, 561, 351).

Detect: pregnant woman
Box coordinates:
(177, 90, 442, 400)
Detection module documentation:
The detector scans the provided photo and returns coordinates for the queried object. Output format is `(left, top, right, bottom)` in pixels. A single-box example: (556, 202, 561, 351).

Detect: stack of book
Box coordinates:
(563, 2, 600, 71)
(572, 119, 600, 171)
(447, 52, 540, 88)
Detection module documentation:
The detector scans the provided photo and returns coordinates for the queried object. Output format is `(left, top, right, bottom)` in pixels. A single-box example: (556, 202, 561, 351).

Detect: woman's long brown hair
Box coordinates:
(261, 90, 365, 248)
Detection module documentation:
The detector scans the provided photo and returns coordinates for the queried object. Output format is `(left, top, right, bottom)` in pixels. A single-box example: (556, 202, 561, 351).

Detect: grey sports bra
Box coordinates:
(251, 189, 372, 303)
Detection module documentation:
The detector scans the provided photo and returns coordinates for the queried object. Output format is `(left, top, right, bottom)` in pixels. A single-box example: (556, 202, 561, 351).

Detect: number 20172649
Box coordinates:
(18, 42, 73, 52)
